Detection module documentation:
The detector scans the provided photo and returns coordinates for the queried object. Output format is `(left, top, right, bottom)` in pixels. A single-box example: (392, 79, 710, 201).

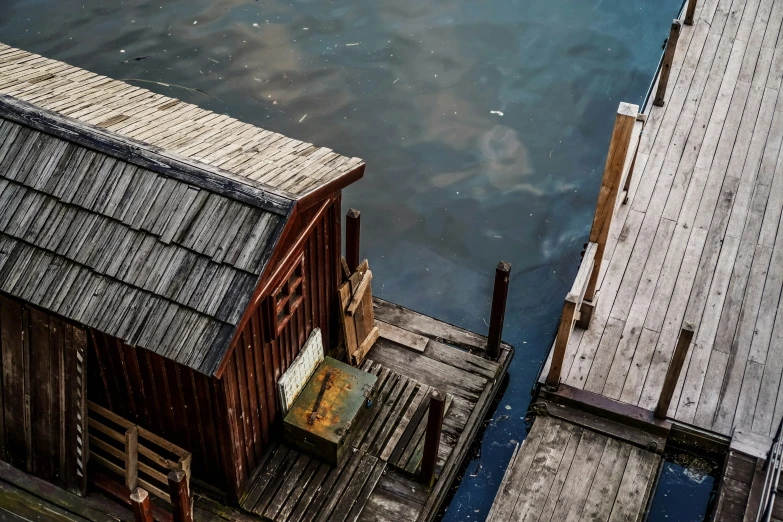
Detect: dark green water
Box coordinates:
(0, 0, 687, 519)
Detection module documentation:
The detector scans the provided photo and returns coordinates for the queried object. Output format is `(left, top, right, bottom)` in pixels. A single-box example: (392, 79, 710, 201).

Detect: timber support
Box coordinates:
(653, 20, 682, 106)
(346, 208, 361, 273)
(654, 326, 694, 420)
(487, 261, 511, 360)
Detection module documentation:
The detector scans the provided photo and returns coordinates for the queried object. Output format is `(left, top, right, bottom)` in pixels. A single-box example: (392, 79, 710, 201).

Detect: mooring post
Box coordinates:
(487, 261, 511, 360)
(346, 208, 361, 273)
(420, 390, 446, 487)
(130, 488, 153, 522)
(654, 325, 694, 419)
(684, 0, 697, 25)
(654, 20, 682, 107)
(168, 470, 193, 522)
(580, 102, 639, 328)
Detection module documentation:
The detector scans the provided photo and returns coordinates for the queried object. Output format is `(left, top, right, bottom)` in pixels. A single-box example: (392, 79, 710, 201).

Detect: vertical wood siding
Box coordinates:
(86, 333, 228, 492)
(220, 198, 342, 497)
(0, 293, 87, 494)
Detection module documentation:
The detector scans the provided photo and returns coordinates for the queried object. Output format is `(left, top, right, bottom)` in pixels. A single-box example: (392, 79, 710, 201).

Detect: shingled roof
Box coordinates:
(0, 43, 365, 375)
(0, 44, 364, 197)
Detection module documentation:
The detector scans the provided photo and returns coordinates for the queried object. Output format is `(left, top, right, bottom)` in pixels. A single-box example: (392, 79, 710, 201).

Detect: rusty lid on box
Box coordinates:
(283, 357, 377, 443)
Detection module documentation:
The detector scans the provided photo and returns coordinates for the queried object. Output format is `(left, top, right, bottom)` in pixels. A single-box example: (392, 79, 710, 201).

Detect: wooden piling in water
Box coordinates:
(130, 488, 153, 522)
(346, 208, 361, 273)
(654, 326, 694, 420)
(653, 20, 682, 107)
(487, 261, 511, 360)
(420, 390, 445, 487)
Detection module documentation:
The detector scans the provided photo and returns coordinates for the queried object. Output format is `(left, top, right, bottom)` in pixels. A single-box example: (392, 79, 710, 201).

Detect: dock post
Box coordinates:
(420, 390, 446, 487)
(654, 325, 694, 419)
(125, 426, 138, 490)
(684, 0, 697, 25)
(130, 488, 153, 522)
(546, 298, 577, 388)
(346, 208, 361, 273)
(487, 261, 511, 360)
(168, 470, 193, 522)
(580, 102, 639, 328)
(653, 20, 682, 106)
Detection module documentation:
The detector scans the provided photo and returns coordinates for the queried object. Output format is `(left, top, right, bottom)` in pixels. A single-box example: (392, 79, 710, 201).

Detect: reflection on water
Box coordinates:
(0, 0, 682, 518)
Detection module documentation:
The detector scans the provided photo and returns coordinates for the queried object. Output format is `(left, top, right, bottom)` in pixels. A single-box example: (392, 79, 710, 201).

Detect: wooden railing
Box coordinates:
(546, 102, 645, 388)
(545, 242, 597, 387)
(87, 401, 191, 504)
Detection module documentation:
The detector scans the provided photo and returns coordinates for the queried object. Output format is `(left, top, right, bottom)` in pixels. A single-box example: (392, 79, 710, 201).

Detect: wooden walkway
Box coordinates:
(487, 416, 660, 522)
(542, 0, 783, 439)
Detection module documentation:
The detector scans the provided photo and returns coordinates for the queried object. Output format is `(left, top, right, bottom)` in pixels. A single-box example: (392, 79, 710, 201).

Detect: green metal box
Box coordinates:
(283, 357, 377, 467)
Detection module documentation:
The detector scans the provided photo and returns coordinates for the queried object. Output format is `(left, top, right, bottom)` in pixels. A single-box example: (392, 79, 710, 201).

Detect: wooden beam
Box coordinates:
(346, 270, 373, 316)
(0, 95, 295, 216)
(684, 0, 697, 25)
(546, 298, 577, 388)
(582, 102, 639, 320)
(125, 426, 139, 491)
(130, 488, 153, 522)
(167, 470, 192, 522)
(487, 261, 511, 360)
(653, 20, 682, 106)
(654, 326, 694, 419)
(346, 208, 361, 273)
(420, 389, 445, 487)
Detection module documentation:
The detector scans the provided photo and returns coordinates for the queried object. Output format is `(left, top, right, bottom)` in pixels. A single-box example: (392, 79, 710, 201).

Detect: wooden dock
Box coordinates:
(490, 0, 783, 518)
(239, 298, 512, 522)
(543, 0, 783, 438)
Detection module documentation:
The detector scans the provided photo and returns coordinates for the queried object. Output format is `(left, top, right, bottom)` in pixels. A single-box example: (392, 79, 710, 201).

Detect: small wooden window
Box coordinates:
(270, 256, 306, 338)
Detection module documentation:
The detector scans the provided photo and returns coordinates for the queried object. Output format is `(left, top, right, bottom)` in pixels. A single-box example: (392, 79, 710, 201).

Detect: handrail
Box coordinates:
(87, 401, 191, 505)
(545, 100, 644, 388)
(545, 242, 597, 387)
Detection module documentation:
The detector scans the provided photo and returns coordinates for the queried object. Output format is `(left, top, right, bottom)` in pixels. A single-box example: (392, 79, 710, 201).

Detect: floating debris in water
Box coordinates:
(193, 21, 198, 25)
(346, 43, 360, 46)
(120, 50, 126, 53)
(490, 110, 504, 116)
(253, 23, 259, 27)
(504, 405, 511, 410)
(684, 457, 713, 484)
(299, 114, 307, 123)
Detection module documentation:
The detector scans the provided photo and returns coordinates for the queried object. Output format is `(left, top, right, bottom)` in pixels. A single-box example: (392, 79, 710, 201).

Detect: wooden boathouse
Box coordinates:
(489, 0, 783, 519)
(0, 42, 514, 522)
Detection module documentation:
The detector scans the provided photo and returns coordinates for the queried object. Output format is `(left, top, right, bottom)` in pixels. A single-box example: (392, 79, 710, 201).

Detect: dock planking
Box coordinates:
(539, 0, 783, 441)
(486, 416, 660, 522)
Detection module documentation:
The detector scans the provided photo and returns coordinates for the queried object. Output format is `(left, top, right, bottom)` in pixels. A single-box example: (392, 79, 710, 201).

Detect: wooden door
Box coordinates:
(0, 295, 88, 495)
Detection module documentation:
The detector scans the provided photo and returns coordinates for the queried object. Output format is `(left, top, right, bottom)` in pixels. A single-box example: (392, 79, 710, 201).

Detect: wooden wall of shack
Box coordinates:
(218, 194, 341, 497)
(86, 194, 343, 499)
(0, 293, 87, 495)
